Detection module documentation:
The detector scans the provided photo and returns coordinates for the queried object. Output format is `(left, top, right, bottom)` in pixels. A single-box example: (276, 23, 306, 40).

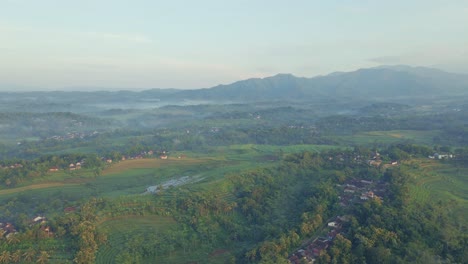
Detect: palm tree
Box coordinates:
(0, 251, 11, 264)
(6, 233, 20, 244)
(11, 250, 21, 263)
(36, 251, 50, 264)
(23, 248, 36, 263)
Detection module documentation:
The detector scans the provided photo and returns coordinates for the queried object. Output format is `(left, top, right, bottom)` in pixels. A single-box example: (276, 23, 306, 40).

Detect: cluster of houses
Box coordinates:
(0, 215, 53, 239)
(49, 160, 84, 172)
(366, 152, 398, 168)
(429, 153, 454, 159)
(288, 178, 389, 263)
(339, 179, 387, 207)
(31, 216, 53, 238)
(47, 150, 172, 172)
(46, 130, 99, 141)
(0, 163, 24, 170)
(120, 150, 155, 161)
(288, 216, 347, 263)
(0, 222, 17, 238)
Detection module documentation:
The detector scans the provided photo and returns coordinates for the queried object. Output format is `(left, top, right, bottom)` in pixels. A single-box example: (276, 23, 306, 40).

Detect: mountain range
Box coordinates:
(169, 65, 468, 102)
(1, 65, 467, 104)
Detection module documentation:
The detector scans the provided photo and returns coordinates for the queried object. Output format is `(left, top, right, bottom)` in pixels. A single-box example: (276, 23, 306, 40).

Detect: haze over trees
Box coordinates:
(0, 65, 467, 263)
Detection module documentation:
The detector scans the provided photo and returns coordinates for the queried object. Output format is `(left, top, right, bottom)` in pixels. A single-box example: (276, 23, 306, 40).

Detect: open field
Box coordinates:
(340, 130, 439, 145)
(102, 157, 214, 175)
(96, 215, 236, 264)
(0, 158, 215, 197)
(403, 159, 468, 220)
(0, 154, 264, 219)
(96, 215, 176, 263)
(0, 182, 75, 195)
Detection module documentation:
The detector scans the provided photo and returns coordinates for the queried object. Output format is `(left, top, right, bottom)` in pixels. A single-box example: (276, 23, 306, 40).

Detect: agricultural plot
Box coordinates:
(96, 215, 235, 264)
(404, 159, 468, 220)
(340, 130, 439, 145)
(96, 215, 176, 263)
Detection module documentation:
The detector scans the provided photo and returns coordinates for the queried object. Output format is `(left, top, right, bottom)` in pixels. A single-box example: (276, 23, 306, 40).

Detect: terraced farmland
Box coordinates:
(404, 159, 468, 220)
(96, 215, 176, 263)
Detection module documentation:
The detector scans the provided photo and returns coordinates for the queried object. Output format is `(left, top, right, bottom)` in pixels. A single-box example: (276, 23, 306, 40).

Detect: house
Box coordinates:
(106, 159, 113, 163)
(368, 160, 382, 167)
(1, 222, 17, 237)
(33, 216, 46, 224)
(312, 239, 330, 257)
(160, 155, 168, 160)
(40, 226, 53, 237)
(434, 153, 453, 159)
(327, 230, 338, 240)
(69, 163, 76, 170)
(75, 162, 81, 169)
(360, 180, 373, 184)
(64, 207, 76, 213)
(49, 167, 59, 172)
(360, 191, 376, 200)
(328, 221, 337, 227)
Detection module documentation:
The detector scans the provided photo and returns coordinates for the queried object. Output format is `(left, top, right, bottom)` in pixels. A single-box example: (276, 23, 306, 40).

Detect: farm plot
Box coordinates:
(340, 130, 439, 145)
(96, 215, 176, 263)
(404, 159, 468, 220)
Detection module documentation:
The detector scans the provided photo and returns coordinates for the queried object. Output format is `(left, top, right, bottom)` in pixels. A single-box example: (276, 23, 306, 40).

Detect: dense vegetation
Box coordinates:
(1, 82, 467, 263)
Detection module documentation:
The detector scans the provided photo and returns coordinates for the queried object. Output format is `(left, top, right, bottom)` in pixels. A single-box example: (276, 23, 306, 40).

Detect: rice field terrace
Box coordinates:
(96, 215, 176, 263)
(403, 159, 468, 221)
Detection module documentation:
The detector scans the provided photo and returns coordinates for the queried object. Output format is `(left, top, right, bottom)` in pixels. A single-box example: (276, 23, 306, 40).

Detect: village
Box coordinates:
(288, 176, 389, 263)
(0, 215, 53, 240)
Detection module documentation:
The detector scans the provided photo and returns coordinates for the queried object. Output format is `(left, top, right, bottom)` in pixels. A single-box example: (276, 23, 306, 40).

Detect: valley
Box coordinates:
(0, 66, 467, 263)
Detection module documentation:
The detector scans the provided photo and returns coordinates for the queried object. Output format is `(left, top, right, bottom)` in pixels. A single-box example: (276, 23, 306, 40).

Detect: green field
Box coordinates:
(404, 159, 468, 221)
(339, 130, 439, 145)
(96, 213, 235, 264)
(96, 215, 176, 263)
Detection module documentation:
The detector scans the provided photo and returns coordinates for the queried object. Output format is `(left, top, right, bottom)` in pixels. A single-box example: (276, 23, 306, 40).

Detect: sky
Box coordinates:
(1, 0, 467, 90)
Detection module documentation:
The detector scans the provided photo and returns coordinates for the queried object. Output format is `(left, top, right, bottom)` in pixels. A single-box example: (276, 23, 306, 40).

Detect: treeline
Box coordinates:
(316, 110, 468, 143)
(0, 153, 105, 188)
(0, 112, 114, 139)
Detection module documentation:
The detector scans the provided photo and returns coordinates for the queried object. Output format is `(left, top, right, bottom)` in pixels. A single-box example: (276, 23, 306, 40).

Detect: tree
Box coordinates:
(6, 233, 20, 244)
(0, 251, 11, 264)
(11, 250, 21, 263)
(329, 234, 352, 264)
(37, 251, 50, 264)
(23, 248, 36, 263)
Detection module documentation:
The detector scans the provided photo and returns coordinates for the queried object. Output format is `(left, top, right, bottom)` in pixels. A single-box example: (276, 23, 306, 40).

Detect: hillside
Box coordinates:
(173, 66, 468, 102)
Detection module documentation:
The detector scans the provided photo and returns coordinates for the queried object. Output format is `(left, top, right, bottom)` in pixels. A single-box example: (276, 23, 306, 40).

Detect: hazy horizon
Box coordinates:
(1, 0, 468, 91)
(0, 64, 467, 92)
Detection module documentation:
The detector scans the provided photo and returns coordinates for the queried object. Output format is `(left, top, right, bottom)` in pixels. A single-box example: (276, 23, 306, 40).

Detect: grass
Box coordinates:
(96, 214, 236, 264)
(96, 215, 176, 264)
(0, 182, 76, 195)
(339, 130, 439, 145)
(403, 159, 468, 221)
(102, 157, 212, 175)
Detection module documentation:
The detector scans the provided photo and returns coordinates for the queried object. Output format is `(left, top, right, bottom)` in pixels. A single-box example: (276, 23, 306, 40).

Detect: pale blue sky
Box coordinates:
(1, 0, 467, 90)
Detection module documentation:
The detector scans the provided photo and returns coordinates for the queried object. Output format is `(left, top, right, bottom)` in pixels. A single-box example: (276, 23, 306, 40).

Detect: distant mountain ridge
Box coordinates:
(171, 65, 468, 102)
(1, 65, 467, 103)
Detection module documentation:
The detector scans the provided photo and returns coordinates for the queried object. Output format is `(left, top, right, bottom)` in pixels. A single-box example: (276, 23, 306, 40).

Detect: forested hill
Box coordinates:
(173, 66, 468, 102)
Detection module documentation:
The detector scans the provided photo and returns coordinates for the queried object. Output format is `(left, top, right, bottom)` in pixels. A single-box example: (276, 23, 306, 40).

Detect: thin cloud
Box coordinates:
(83, 31, 153, 43)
